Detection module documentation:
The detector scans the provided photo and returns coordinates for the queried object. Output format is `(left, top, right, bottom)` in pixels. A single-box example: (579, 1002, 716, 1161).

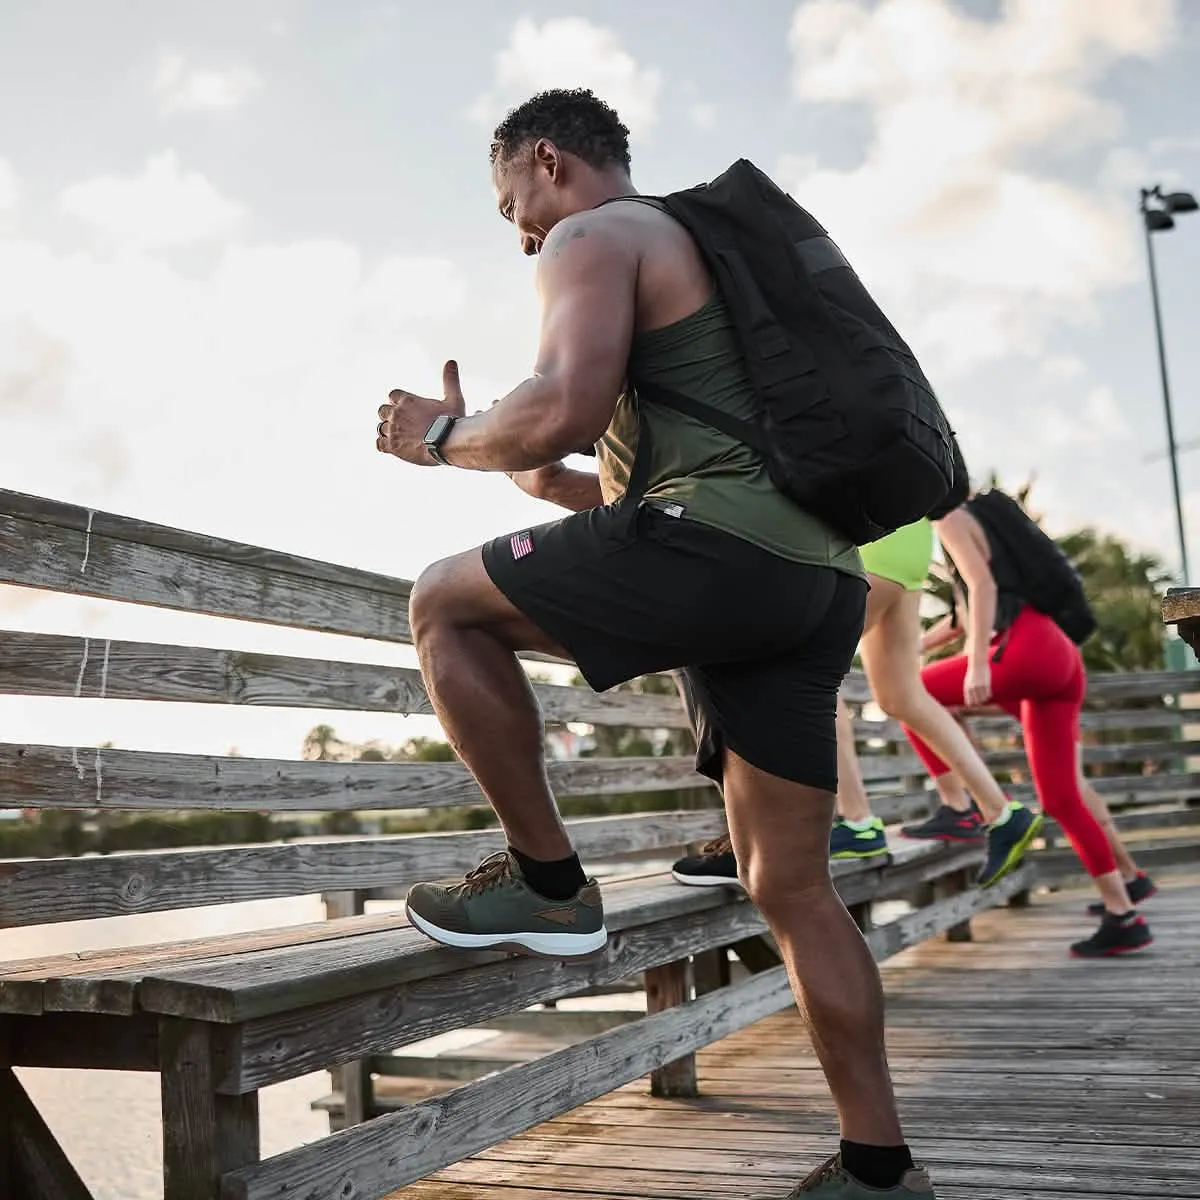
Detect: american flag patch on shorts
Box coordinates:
(510, 530, 534, 560)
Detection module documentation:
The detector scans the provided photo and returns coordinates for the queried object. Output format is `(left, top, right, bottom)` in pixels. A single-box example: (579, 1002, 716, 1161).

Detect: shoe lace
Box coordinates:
(792, 1155, 845, 1193)
(700, 833, 733, 856)
(460, 852, 514, 897)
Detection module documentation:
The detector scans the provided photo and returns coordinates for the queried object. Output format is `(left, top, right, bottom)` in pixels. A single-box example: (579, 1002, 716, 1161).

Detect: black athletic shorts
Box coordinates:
(482, 502, 867, 791)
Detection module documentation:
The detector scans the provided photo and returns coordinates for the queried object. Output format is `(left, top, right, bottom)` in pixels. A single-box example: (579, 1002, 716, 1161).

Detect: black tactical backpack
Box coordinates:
(625, 159, 957, 544)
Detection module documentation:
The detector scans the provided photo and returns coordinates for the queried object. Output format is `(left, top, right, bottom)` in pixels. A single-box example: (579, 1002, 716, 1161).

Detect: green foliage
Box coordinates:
(395, 736, 457, 762)
(1059, 527, 1172, 672)
(319, 811, 363, 835)
(0, 810, 301, 859)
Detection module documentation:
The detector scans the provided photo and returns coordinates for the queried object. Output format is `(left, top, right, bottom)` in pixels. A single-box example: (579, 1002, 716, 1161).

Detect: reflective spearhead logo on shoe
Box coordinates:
(536, 905, 579, 926)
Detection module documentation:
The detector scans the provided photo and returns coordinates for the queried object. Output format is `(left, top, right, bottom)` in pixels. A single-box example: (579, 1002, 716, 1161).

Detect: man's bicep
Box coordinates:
(533, 228, 637, 436)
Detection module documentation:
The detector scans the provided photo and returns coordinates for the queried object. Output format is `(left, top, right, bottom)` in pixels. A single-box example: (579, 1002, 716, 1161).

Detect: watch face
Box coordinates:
(425, 414, 453, 445)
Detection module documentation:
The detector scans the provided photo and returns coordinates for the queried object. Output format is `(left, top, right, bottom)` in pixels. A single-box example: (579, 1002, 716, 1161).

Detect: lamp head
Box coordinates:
(1145, 208, 1176, 232)
(1163, 190, 1199, 214)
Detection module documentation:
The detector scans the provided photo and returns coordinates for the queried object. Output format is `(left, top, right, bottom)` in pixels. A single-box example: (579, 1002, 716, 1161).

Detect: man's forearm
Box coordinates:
(441, 375, 603, 472)
(539, 468, 604, 512)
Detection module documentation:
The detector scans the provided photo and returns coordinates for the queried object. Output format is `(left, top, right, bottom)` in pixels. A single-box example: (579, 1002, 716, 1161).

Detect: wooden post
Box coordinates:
(160, 1019, 259, 1200)
(692, 948, 731, 996)
(848, 901, 873, 933)
(2, 1067, 96, 1200)
(341, 1059, 374, 1126)
(730, 934, 783, 973)
(644, 960, 698, 1098)
(323, 890, 373, 1126)
(935, 869, 974, 942)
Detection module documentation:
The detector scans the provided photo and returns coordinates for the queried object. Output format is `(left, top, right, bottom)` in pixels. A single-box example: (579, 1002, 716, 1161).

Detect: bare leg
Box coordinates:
(409, 548, 576, 861)
(724, 748, 903, 1145)
(836, 578, 905, 824)
(836, 695, 874, 823)
(1077, 746, 1141, 881)
(862, 587, 1009, 823)
(932, 772, 974, 813)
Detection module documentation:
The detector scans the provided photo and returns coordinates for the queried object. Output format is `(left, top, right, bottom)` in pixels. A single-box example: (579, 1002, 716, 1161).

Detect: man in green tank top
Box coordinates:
(374, 88, 934, 1199)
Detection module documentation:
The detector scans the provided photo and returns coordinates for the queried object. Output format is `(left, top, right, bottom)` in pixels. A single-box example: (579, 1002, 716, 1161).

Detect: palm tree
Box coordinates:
(301, 724, 346, 762)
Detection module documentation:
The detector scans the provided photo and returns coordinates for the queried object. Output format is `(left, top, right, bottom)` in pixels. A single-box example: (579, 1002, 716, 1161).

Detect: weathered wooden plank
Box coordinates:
(1036, 838, 1200, 886)
(2, 1067, 95, 1200)
(10, 733, 1190, 827)
(1163, 587, 1200, 624)
(0, 743, 708, 813)
(0, 810, 725, 930)
(839, 667, 1200, 704)
(222, 902, 770, 1093)
(220, 967, 797, 1200)
(125, 842, 955, 1025)
(865, 868, 1031, 959)
(0, 504, 416, 644)
(138, 875, 752, 1025)
(1085, 668, 1200, 700)
(160, 1019, 260, 1200)
(0, 908, 421, 1015)
(0, 631, 689, 729)
(0, 489, 412, 597)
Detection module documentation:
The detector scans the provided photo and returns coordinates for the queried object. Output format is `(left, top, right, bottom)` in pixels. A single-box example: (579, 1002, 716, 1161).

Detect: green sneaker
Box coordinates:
(758, 1155, 936, 1198)
(405, 851, 607, 959)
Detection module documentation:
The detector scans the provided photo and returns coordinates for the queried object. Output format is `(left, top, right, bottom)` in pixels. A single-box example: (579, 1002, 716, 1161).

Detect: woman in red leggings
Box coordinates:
(910, 488, 1153, 958)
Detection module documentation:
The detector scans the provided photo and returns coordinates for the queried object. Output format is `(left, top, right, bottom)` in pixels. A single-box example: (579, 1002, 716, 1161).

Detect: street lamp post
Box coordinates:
(1140, 184, 1198, 585)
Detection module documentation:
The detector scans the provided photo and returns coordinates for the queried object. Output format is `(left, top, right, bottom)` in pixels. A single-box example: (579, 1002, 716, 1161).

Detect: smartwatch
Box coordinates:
(422, 413, 457, 465)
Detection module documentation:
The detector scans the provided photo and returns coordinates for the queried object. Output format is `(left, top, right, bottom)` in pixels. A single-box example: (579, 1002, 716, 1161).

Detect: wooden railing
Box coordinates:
(1, 487, 1198, 1200)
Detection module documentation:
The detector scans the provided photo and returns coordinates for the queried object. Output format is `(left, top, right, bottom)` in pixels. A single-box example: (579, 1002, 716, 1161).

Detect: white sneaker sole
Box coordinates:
(671, 869, 745, 889)
(405, 903, 609, 960)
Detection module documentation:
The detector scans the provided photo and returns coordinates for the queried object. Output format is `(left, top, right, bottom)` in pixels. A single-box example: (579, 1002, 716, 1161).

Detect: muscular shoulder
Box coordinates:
(540, 206, 643, 262)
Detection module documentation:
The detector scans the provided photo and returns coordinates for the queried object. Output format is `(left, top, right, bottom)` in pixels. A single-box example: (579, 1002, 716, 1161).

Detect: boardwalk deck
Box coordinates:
(395, 880, 1200, 1200)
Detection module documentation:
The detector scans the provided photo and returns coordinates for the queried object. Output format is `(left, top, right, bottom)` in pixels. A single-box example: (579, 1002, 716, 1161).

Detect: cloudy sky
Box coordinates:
(2, 0, 1199, 758)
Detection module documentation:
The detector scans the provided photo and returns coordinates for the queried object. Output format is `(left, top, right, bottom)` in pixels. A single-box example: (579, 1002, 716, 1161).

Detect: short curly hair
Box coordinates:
(490, 88, 631, 170)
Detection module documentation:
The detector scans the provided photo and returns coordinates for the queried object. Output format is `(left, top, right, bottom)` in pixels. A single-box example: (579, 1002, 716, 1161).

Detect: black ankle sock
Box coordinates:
(509, 846, 587, 901)
(840, 1140, 914, 1190)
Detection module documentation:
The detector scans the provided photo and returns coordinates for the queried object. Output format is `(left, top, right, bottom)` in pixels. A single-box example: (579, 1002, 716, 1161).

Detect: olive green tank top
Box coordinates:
(596, 295, 864, 576)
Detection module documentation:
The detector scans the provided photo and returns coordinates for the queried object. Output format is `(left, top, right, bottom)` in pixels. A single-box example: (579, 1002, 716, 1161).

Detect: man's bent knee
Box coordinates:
(409, 552, 481, 643)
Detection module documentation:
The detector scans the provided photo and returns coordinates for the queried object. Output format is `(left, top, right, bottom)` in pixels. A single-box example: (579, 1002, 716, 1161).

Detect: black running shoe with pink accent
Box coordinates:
(1070, 910, 1153, 958)
(900, 804, 984, 843)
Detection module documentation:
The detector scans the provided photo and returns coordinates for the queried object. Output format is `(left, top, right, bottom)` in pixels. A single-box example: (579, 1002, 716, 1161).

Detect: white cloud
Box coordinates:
(155, 52, 262, 113)
(0, 207, 520, 583)
(470, 17, 661, 136)
(0, 159, 17, 212)
(783, 0, 1178, 382)
(689, 103, 718, 132)
(59, 151, 244, 250)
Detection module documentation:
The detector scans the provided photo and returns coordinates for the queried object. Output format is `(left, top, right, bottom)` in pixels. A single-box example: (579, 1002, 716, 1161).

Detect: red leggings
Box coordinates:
(904, 607, 1116, 878)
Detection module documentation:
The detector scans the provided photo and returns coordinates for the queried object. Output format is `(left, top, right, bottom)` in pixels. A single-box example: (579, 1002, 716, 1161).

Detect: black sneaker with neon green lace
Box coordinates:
(829, 816, 890, 860)
(977, 801, 1044, 887)
(755, 1153, 937, 1198)
(405, 851, 607, 959)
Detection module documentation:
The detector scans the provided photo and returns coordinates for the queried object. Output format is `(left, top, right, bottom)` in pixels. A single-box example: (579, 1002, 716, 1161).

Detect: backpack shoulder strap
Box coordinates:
(633, 380, 766, 457)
